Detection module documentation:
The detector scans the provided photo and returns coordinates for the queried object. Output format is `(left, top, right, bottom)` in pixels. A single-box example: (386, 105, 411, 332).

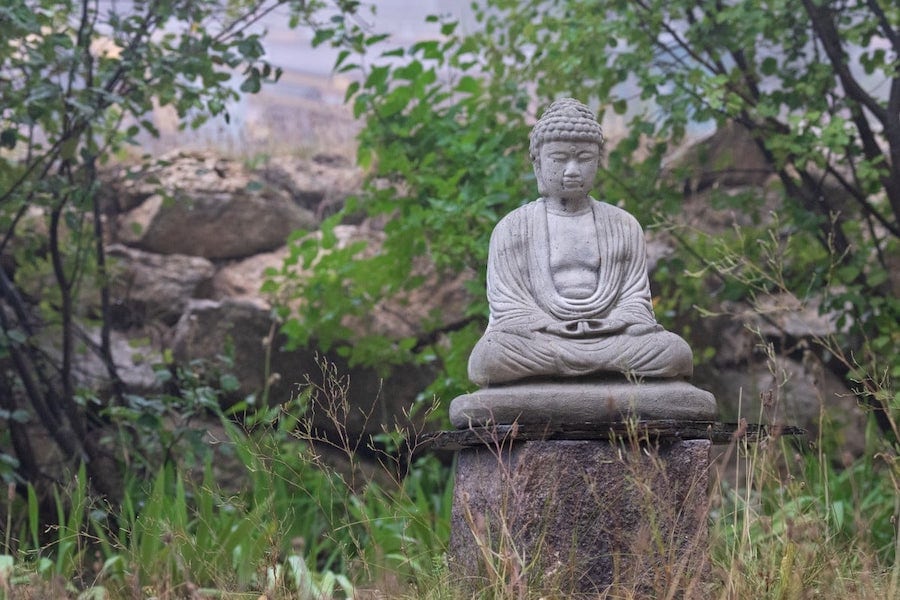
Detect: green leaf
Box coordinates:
(376, 86, 413, 118)
(240, 69, 261, 93)
(220, 373, 240, 392)
(344, 80, 361, 103)
(456, 75, 481, 94)
(5, 329, 26, 344)
(311, 28, 334, 47)
(440, 21, 458, 36)
(0, 128, 16, 149)
(237, 37, 264, 59)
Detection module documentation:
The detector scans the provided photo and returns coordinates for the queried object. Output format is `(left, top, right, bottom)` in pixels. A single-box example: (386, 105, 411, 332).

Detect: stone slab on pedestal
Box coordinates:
(449, 380, 717, 428)
(449, 438, 711, 597)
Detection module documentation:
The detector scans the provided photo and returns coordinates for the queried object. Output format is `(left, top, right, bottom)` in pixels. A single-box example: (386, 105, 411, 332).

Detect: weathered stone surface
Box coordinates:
(254, 154, 363, 218)
(171, 299, 438, 436)
(449, 380, 717, 428)
(107, 150, 320, 259)
(107, 244, 215, 325)
(726, 293, 840, 340)
(71, 328, 161, 394)
(672, 120, 774, 192)
(101, 151, 245, 214)
(210, 246, 289, 308)
(449, 438, 711, 596)
(695, 356, 865, 456)
(171, 299, 282, 402)
(116, 188, 317, 260)
(361, 262, 474, 341)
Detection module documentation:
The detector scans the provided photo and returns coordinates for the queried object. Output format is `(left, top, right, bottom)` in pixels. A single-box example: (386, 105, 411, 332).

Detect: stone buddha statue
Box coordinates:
(451, 98, 716, 427)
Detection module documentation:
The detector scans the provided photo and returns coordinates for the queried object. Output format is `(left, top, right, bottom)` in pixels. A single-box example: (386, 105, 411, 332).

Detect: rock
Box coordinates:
(701, 317, 757, 368)
(171, 299, 272, 398)
(220, 223, 474, 339)
(70, 328, 162, 395)
(253, 154, 363, 218)
(449, 439, 711, 596)
(116, 187, 317, 260)
(211, 247, 289, 308)
(671, 121, 773, 192)
(734, 293, 840, 339)
(694, 355, 865, 456)
(645, 232, 676, 272)
(361, 262, 474, 341)
(107, 244, 215, 326)
(101, 151, 239, 214)
(210, 224, 385, 311)
(111, 150, 319, 259)
(171, 299, 438, 437)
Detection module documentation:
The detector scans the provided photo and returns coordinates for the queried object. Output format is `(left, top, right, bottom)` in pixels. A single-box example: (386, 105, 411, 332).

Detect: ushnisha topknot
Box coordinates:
(529, 98, 605, 162)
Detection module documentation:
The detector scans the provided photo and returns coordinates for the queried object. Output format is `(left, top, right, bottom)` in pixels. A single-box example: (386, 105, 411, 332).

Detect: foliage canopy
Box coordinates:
(0, 0, 352, 494)
(282, 0, 898, 427)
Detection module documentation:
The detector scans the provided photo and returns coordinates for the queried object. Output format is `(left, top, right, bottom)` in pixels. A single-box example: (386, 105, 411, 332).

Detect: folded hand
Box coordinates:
(543, 318, 628, 338)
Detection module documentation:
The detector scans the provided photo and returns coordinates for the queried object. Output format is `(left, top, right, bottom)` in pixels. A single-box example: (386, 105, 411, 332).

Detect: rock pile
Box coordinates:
(95, 149, 462, 441)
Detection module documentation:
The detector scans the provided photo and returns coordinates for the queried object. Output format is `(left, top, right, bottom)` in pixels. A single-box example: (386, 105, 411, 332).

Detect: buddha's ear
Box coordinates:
(532, 158, 546, 196)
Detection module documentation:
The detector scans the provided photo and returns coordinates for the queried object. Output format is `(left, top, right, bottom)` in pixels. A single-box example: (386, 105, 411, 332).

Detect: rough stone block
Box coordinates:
(449, 438, 711, 597)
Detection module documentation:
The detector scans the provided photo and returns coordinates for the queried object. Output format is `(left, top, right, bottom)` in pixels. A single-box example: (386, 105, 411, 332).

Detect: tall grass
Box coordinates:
(0, 359, 453, 599)
(709, 418, 899, 599)
(1, 359, 897, 599)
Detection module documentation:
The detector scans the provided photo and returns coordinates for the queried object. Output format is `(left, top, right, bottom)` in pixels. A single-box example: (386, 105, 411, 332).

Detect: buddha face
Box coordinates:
(535, 140, 600, 200)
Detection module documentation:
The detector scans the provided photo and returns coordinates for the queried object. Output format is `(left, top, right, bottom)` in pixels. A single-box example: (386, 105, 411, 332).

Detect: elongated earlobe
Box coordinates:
(533, 161, 546, 196)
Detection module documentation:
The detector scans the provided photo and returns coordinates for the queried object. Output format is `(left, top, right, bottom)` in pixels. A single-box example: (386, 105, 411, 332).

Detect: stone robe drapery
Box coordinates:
(468, 198, 693, 386)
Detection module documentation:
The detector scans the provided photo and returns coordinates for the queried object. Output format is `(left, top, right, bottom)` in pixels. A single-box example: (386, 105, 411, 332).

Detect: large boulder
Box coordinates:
(695, 355, 865, 456)
(210, 223, 475, 340)
(107, 244, 215, 326)
(170, 299, 273, 397)
(50, 326, 162, 396)
(116, 189, 316, 260)
(101, 151, 247, 214)
(357, 259, 474, 341)
(210, 247, 288, 308)
(689, 294, 864, 452)
(672, 120, 773, 192)
(170, 299, 438, 437)
(253, 153, 363, 219)
(111, 151, 318, 259)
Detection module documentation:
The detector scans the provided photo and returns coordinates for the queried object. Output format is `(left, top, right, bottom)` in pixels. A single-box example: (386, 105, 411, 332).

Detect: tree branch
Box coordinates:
(865, 0, 900, 51)
(802, 0, 900, 229)
(801, 0, 888, 123)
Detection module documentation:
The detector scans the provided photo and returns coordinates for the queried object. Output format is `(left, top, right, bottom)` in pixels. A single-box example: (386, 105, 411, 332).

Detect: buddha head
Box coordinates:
(529, 98, 605, 201)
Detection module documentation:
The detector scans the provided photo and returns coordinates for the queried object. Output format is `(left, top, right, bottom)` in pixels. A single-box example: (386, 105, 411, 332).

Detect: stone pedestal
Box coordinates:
(449, 380, 717, 428)
(448, 437, 711, 597)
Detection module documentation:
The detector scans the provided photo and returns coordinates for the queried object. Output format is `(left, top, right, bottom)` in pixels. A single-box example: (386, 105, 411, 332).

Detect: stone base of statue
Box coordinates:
(449, 378, 717, 428)
(446, 435, 711, 597)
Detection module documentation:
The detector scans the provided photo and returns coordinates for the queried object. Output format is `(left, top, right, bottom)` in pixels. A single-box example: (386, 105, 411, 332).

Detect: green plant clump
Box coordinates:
(1, 362, 455, 598)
